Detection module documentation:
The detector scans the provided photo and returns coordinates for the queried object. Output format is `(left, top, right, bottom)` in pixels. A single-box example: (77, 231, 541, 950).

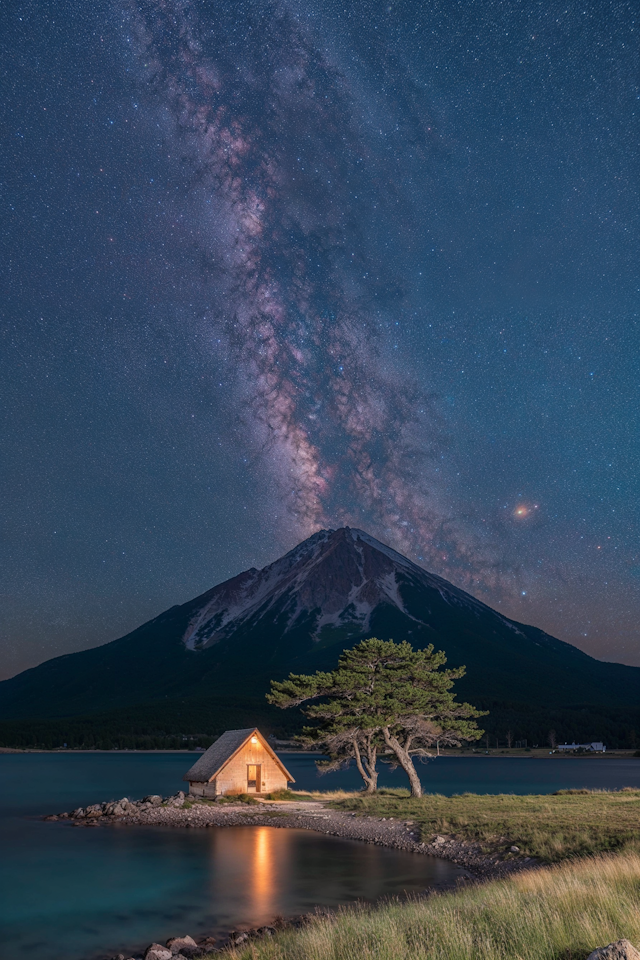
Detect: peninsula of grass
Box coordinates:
(330, 788, 640, 862)
(221, 851, 640, 960)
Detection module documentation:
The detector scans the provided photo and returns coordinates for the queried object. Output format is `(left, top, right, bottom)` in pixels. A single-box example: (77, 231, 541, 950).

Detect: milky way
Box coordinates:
(3, 0, 640, 675)
(126, 0, 502, 591)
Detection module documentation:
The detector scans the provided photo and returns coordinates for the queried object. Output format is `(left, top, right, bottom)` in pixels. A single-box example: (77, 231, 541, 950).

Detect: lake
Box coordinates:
(2, 753, 639, 960)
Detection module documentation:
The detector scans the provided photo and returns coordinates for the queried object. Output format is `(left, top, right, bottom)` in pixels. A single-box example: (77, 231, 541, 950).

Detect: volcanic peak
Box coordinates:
(183, 526, 503, 651)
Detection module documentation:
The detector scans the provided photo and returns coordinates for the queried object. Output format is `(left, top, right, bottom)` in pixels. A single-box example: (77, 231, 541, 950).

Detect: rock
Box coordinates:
(197, 937, 217, 950)
(85, 804, 103, 818)
(510, 845, 520, 853)
(257, 926, 275, 937)
(586, 941, 640, 960)
(71, 808, 85, 818)
(144, 795, 163, 806)
(228, 932, 249, 945)
(166, 936, 198, 957)
(144, 944, 172, 960)
(433, 835, 446, 845)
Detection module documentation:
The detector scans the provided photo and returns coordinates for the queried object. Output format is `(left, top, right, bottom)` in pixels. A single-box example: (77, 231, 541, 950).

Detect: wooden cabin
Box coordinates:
(183, 727, 295, 798)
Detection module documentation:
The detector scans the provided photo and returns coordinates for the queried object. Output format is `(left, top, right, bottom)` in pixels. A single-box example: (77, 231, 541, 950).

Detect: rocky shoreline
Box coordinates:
(45, 792, 537, 959)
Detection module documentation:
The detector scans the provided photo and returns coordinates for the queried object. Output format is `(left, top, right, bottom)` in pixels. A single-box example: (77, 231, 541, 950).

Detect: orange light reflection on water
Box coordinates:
(252, 827, 275, 917)
(208, 827, 288, 926)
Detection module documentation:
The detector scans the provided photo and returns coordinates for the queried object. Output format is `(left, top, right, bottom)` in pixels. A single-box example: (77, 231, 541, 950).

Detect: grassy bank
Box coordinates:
(329, 789, 640, 862)
(221, 851, 640, 960)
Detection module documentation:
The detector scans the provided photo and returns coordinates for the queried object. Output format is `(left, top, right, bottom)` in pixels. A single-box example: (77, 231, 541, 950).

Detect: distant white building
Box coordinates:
(557, 741, 606, 752)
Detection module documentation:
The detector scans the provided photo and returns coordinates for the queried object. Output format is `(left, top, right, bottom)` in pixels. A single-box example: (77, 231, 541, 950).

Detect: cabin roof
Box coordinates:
(183, 727, 295, 784)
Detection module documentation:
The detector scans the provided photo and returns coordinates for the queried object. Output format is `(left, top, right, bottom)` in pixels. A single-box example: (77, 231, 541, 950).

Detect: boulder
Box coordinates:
(85, 805, 103, 818)
(166, 936, 198, 957)
(586, 941, 640, 960)
(71, 808, 85, 819)
(144, 795, 164, 806)
(144, 944, 172, 960)
(228, 932, 249, 945)
(197, 937, 217, 950)
(510, 845, 520, 853)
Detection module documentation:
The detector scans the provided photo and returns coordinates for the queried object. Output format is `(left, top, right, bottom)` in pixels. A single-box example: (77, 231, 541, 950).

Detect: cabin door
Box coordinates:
(247, 764, 261, 793)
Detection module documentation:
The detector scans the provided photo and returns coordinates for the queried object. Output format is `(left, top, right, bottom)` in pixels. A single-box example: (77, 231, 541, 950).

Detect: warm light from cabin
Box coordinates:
(250, 736, 258, 743)
(252, 827, 273, 915)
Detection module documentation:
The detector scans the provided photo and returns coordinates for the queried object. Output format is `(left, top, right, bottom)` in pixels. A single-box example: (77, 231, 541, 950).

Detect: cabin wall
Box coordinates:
(215, 740, 289, 796)
(188, 780, 217, 798)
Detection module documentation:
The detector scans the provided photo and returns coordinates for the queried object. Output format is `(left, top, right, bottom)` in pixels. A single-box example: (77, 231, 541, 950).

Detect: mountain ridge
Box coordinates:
(1, 527, 638, 748)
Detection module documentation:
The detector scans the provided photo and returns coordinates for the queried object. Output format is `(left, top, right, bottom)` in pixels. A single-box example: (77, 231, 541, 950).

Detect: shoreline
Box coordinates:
(46, 792, 538, 959)
(5, 746, 639, 757)
(46, 792, 536, 880)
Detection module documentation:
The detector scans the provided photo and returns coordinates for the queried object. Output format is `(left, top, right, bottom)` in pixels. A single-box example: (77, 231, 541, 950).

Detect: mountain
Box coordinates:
(1, 527, 639, 748)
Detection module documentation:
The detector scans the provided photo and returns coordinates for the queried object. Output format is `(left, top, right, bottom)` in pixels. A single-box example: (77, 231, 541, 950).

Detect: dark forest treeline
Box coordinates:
(0, 695, 637, 751)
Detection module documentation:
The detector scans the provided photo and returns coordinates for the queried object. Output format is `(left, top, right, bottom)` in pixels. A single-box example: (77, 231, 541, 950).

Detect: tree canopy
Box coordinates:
(268, 637, 486, 796)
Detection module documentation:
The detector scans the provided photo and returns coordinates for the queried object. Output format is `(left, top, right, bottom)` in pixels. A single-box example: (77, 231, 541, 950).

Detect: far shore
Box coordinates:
(2, 746, 638, 757)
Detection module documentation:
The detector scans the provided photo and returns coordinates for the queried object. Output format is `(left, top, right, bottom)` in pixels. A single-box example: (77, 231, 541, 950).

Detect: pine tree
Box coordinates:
(268, 637, 486, 796)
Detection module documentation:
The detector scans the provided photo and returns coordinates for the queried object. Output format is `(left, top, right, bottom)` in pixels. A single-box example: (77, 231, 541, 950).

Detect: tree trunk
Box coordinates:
(382, 727, 422, 797)
(353, 738, 378, 793)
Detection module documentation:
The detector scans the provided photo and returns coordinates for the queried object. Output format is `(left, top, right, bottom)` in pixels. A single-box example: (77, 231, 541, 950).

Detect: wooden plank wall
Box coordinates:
(188, 739, 289, 796)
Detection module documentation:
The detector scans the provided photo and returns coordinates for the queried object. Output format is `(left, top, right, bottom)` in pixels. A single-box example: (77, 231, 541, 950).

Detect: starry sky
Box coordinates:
(1, 0, 639, 680)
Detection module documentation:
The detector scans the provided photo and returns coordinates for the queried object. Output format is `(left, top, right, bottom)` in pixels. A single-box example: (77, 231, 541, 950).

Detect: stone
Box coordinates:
(197, 937, 217, 950)
(433, 835, 446, 845)
(144, 795, 163, 806)
(257, 926, 275, 937)
(510, 845, 520, 853)
(144, 944, 172, 960)
(586, 941, 640, 960)
(166, 936, 198, 957)
(71, 808, 85, 818)
(229, 932, 249, 945)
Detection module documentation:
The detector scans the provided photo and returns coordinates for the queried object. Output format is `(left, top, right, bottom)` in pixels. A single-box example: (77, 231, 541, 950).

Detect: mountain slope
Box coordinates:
(1, 528, 638, 745)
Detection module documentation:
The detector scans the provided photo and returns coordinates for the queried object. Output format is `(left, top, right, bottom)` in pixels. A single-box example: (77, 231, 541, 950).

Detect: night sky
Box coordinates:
(2, 0, 639, 680)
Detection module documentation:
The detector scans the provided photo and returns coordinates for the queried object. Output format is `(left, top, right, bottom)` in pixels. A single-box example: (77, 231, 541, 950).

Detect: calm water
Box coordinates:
(2, 753, 639, 960)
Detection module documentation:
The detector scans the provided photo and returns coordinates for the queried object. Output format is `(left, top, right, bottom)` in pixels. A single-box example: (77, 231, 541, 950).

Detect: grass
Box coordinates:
(330, 789, 640, 862)
(261, 788, 413, 802)
(218, 850, 640, 960)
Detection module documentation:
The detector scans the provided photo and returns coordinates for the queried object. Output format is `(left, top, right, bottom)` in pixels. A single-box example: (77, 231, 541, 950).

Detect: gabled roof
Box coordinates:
(183, 727, 295, 784)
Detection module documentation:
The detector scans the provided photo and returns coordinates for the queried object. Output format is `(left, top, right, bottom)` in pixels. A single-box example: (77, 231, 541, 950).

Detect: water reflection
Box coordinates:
(205, 827, 462, 935)
(209, 826, 288, 925)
